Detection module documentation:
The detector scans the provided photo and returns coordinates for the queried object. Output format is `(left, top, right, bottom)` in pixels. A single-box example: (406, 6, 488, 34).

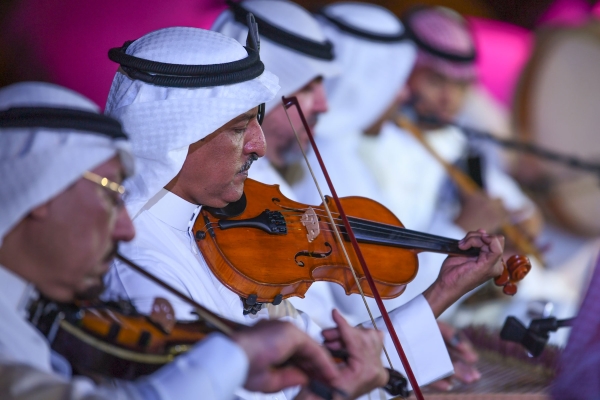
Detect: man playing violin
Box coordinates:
(104, 22, 390, 400)
(0, 81, 351, 400)
(105, 3, 506, 399)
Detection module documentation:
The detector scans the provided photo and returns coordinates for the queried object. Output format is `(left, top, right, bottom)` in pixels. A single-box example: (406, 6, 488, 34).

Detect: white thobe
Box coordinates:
(0, 264, 248, 400)
(106, 188, 452, 396)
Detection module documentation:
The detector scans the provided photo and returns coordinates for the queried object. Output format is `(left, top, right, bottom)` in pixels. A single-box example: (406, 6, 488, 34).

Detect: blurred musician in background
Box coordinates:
(401, 6, 543, 247)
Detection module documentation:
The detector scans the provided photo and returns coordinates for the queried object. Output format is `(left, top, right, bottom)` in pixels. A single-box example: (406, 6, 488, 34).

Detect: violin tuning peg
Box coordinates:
(502, 283, 517, 296)
(494, 265, 510, 287)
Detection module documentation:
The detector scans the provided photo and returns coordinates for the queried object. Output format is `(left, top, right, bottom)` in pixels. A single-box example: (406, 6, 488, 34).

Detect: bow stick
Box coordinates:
(282, 96, 425, 400)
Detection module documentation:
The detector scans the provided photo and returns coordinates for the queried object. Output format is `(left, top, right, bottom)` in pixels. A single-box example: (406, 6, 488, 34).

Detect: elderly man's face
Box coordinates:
(260, 78, 328, 168)
(168, 107, 265, 208)
(408, 67, 472, 124)
(23, 156, 134, 302)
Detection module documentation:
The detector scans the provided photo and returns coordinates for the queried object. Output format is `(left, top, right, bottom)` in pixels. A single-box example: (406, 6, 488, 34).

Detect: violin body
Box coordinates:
(29, 297, 231, 379)
(194, 179, 477, 304)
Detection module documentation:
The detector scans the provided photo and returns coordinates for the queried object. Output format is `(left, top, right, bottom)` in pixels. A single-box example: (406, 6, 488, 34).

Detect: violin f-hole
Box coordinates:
(295, 242, 333, 267)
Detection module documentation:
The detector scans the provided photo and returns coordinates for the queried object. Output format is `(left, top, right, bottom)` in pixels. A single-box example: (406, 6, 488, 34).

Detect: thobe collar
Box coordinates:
(0, 264, 38, 318)
(143, 189, 200, 232)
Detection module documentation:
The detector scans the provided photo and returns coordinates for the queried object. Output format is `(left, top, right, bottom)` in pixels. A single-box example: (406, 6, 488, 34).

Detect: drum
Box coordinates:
(512, 22, 600, 237)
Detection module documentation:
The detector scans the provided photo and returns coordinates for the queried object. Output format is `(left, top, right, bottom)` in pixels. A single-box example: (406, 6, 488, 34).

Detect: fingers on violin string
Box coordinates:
(459, 229, 492, 246)
(490, 235, 505, 252)
(459, 230, 487, 242)
(459, 235, 488, 250)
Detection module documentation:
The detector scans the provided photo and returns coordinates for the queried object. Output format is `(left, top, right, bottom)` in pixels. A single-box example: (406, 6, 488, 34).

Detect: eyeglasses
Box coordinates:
(82, 171, 125, 207)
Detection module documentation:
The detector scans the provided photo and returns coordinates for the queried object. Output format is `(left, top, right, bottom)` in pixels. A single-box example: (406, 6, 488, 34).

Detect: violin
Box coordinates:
(29, 296, 214, 379)
(29, 254, 409, 398)
(193, 95, 531, 400)
(193, 178, 531, 306)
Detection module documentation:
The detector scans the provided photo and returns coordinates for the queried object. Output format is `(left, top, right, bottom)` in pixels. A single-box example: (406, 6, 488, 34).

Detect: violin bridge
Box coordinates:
(149, 298, 176, 334)
(301, 207, 320, 242)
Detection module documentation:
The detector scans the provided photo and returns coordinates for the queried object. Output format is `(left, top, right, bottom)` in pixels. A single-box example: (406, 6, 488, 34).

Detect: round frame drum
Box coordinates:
(513, 22, 600, 236)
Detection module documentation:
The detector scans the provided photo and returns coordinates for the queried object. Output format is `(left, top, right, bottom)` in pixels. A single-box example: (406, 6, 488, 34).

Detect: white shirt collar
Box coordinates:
(0, 264, 37, 317)
(142, 189, 200, 232)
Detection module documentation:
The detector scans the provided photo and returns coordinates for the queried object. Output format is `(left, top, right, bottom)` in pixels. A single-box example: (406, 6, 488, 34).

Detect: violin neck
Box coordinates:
(347, 217, 478, 257)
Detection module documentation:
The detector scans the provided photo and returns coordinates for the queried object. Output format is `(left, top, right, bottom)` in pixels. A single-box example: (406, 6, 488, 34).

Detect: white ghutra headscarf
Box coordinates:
(0, 82, 133, 246)
(105, 27, 280, 217)
(315, 2, 417, 137)
(212, 0, 340, 114)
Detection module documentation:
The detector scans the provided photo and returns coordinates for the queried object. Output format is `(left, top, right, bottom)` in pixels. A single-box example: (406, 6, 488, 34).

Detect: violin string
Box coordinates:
(282, 101, 395, 371)
(197, 217, 461, 249)
(276, 209, 461, 244)
(199, 209, 460, 245)
(197, 203, 458, 247)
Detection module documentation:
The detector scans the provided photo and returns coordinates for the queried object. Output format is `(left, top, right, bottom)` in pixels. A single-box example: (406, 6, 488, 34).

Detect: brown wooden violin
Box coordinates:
(193, 95, 532, 400)
(193, 178, 531, 307)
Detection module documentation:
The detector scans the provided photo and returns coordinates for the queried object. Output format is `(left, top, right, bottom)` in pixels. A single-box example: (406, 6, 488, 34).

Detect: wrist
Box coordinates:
(423, 280, 458, 318)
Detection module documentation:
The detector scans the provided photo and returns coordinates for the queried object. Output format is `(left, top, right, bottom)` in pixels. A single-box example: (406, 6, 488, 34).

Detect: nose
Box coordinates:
(112, 206, 135, 243)
(396, 86, 411, 106)
(244, 118, 266, 158)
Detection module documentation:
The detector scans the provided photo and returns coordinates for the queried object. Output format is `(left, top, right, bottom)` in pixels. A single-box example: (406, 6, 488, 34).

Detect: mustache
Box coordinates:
(239, 153, 259, 173)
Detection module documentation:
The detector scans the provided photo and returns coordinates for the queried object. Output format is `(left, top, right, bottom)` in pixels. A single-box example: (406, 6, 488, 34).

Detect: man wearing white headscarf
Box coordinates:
(211, 0, 340, 201)
(103, 24, 395, 400)
(0, 82, 349, 400)
(210, 0, 509, 394)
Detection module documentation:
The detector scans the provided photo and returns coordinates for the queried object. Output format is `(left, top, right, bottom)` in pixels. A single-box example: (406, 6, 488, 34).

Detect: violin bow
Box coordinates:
(282, 96, 425, 400)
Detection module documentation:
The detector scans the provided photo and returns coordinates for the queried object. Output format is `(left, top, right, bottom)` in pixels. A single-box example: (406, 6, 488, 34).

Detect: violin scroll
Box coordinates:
(494, 255, 532, 295)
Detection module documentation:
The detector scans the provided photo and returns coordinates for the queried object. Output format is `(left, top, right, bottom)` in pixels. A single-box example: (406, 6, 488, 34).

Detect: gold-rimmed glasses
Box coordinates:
(82, 171, 125, 207)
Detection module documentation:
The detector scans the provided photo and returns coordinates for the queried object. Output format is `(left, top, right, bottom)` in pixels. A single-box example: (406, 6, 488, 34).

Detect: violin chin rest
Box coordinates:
(204, 192, 247, 219)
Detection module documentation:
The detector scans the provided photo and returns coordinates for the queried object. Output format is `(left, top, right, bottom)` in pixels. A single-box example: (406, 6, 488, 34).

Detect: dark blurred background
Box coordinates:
(0, 0, 596, 107)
